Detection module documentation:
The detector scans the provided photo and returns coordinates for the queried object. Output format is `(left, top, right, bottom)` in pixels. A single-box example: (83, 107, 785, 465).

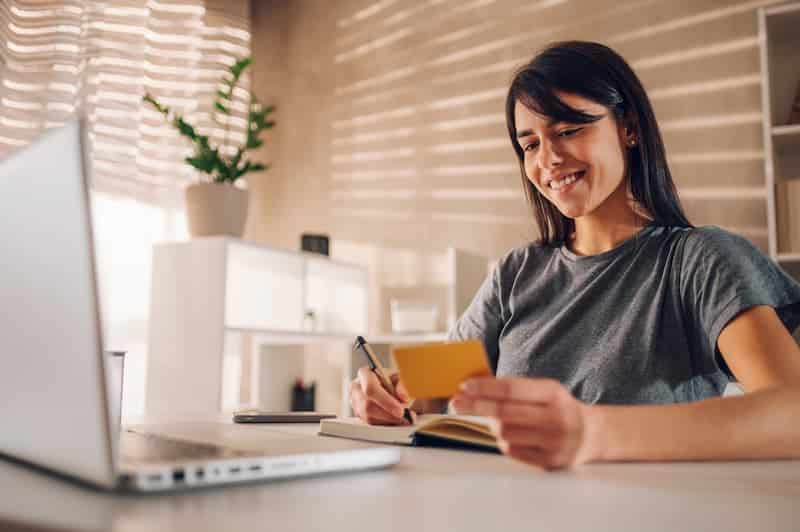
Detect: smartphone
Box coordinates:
(232, 409, 337, 423)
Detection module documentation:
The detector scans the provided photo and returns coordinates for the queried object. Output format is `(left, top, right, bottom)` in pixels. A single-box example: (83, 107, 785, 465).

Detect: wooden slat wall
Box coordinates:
(252, 0, 783, 260)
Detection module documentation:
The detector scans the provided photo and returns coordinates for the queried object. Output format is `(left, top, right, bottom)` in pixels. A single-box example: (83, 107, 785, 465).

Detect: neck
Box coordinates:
(570, 218, 647, 256)
(568, 184, 649, 256)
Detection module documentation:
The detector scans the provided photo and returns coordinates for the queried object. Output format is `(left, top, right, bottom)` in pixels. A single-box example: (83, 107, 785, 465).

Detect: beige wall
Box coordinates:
(249, 0, 779, 263)
(248, 0, 337, 250)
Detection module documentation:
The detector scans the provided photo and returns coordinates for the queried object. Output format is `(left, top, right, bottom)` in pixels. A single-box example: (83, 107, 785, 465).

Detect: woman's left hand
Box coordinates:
(451, 377, 595, 470)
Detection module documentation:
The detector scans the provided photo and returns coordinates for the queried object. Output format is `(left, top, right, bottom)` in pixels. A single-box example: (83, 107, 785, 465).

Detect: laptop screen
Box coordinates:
(0, 120, 117, 488)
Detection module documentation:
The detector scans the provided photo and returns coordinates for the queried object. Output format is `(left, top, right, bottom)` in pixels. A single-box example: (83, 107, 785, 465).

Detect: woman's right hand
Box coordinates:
(349, 366, 411, 425)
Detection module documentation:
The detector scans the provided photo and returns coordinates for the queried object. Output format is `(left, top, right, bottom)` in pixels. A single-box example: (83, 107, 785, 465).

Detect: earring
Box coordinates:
(628, 139, 637, 147)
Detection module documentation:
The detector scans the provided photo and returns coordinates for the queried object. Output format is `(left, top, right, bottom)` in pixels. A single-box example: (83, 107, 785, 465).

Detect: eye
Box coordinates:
(557, 127, 582, 138)
(522, 140, 540, 152)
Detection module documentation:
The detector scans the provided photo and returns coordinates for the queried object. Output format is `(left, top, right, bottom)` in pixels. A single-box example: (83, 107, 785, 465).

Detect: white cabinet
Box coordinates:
(759, 2, 800, 279)
(145, 237, 368, 417)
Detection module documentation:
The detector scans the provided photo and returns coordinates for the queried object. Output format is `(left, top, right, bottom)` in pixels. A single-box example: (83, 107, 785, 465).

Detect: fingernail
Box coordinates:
(459, 380, 474, 393)
(498, 439, 510, 454)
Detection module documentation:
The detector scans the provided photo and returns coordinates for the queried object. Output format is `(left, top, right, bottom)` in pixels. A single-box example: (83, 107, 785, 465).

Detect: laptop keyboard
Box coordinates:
(120, 429, 256, 465)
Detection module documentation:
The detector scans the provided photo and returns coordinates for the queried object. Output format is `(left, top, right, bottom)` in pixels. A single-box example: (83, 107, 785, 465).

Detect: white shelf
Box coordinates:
(146, 238, 369, 417)
(773, 125, 800, 157)
(759, 3, 800, 267)
(765, 2, 800, 16)
(773, 124, 800, 136)
(224, 329, 449, 345)
(367, 332, 449, 344)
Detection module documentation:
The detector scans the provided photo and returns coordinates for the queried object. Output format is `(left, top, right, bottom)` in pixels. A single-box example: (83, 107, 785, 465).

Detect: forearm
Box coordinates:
(585, 386, 800, 462)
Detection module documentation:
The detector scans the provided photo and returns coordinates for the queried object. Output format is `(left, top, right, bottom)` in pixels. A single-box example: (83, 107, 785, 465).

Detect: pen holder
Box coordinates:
(291, 380, 315, 412)
(106, 350, 126, 430)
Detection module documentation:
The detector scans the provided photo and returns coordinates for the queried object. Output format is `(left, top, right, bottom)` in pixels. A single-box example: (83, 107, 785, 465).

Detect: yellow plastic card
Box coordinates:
(392, 340, 491, 399)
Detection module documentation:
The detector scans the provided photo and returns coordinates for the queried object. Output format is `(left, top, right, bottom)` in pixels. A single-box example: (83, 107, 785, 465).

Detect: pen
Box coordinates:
(354, 335, 414, 424)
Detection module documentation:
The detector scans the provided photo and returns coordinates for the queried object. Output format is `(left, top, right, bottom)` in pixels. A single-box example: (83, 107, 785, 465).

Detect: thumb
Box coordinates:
(391, 373, 410, 402)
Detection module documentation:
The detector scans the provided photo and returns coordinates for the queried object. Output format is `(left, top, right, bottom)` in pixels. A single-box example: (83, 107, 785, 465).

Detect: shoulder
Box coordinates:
(673, 226, 786, 294)
(677, 225, 764, 263)
(495, 241, 558, 278)
(487, 242, 559, 297)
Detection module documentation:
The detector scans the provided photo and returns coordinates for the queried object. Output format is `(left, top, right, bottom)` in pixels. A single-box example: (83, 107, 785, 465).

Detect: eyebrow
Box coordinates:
(515, 118, 559, 139)
(516, 113, 603, 139)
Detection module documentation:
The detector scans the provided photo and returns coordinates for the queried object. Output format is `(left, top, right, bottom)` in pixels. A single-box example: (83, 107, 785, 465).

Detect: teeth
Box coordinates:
(549, 172, 581, 189)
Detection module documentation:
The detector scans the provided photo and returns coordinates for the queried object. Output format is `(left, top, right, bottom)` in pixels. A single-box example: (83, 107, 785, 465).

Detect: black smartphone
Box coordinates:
(232, 409, 337, 423)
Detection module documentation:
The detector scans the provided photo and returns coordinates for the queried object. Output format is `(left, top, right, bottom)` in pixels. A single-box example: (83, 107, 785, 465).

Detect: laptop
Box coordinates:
(0, 119, 400, 492)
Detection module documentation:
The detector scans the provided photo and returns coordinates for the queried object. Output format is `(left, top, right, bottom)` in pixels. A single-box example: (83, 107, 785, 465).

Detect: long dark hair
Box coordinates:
(505, 41, 691, 246)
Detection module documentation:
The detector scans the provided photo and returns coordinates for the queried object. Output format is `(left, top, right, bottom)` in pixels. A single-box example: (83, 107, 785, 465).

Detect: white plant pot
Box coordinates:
(185, 182, 248, 238)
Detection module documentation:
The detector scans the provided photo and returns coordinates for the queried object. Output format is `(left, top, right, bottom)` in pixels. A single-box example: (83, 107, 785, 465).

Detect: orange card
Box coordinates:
(392, 340, 491, 399)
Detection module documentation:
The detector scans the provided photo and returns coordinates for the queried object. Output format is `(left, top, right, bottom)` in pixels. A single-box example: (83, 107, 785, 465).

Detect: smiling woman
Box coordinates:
(505, 41, 691, 250)
(515, 95, 632, 226)
(349, 41, 800, 471)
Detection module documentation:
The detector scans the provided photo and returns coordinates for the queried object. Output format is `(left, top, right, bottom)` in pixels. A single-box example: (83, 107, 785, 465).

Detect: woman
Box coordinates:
(348, 41, 800, 469)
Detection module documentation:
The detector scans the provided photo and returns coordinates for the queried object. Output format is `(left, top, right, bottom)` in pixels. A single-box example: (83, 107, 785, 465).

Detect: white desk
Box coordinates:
(1, 421, 799, 532)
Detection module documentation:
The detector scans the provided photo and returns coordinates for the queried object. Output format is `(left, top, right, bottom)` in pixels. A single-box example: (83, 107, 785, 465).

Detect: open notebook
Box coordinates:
(319, 415, 500, 453)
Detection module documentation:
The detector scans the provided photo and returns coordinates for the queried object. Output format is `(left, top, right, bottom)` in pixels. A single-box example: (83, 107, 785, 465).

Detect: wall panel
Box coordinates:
(251, 0, 783, 262)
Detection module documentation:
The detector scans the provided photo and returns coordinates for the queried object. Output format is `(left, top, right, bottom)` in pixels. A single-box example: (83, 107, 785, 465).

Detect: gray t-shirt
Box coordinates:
(449, 225, 800, 405)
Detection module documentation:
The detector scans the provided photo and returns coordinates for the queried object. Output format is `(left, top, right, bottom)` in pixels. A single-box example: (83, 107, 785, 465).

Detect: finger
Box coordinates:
(364, 400, 409, 425)
(503, 444, 568, 471)
(494, 422, 567, 449)
(349, 381, 370, 420)
(451, 396, 561, 428)
(350, 383, 405, 425)
(459, 377, 562, 404)
(391, 374, 410, 402)
(357, 367, 406, 419)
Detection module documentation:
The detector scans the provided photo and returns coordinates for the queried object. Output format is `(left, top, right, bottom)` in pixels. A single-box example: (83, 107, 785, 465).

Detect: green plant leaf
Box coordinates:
(173, 117, 200, 142)
(142, 93, 169, 116)
(246, 136, 263, 150)
(230, 57, 252, 79)
(145, 56, 271, 182)
(185, 155, 212, 173)
(214, 101, 230, 115)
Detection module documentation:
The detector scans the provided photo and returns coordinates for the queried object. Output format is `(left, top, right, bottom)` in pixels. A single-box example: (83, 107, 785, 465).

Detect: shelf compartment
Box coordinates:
(772, 124, 800, 137)
(762, 5, 800, 128)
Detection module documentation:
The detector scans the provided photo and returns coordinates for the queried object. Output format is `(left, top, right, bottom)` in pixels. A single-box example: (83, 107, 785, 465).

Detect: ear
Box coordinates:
(622, 113, 638, 148)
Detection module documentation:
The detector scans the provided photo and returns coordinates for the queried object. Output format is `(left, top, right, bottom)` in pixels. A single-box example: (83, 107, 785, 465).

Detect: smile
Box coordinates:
(548, 170, 586, 190)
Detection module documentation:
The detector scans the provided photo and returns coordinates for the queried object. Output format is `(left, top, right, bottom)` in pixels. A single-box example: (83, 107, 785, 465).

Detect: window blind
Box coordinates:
(0, 0, 251, 204)
(1, 0, 250, 418)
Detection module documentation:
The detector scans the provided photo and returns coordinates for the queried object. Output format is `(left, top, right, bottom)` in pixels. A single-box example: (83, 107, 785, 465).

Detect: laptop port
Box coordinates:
(249, 464, 262, 472)
(172, 470, 185, 483)
(229, 466, 241, 474)
(195, 468, 205, 480)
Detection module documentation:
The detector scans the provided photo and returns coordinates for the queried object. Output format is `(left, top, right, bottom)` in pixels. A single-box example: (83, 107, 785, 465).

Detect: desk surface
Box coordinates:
(1, 421, 799, 532)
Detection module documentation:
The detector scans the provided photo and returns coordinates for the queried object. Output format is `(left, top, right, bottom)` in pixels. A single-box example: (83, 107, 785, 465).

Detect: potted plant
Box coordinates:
(143, 57, 274, 237)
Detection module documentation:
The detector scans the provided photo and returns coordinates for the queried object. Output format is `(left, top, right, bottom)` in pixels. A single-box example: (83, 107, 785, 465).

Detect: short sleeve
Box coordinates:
(678, 226, 800, 378)
(448, 259, 508, 374)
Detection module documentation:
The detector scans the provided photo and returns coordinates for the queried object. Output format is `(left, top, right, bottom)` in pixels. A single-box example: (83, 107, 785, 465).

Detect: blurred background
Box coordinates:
(2, 0, 797, 418)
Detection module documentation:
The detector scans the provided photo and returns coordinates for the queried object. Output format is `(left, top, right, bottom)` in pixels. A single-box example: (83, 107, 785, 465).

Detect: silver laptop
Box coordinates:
(0, 119, 400, 492)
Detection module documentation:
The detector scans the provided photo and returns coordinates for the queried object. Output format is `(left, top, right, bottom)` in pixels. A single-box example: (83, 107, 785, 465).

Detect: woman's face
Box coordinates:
(514, 92, 634, 221)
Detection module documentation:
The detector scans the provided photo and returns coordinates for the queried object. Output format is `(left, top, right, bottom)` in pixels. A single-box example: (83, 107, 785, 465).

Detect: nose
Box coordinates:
(537, 139, 564, 170)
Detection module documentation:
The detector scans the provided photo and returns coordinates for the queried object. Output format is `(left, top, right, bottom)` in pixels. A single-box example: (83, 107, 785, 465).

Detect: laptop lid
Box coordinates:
(0, 120, 117, 488)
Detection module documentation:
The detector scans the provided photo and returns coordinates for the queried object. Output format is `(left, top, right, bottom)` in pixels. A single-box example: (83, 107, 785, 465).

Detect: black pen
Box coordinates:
(354, 335, 414, 424)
